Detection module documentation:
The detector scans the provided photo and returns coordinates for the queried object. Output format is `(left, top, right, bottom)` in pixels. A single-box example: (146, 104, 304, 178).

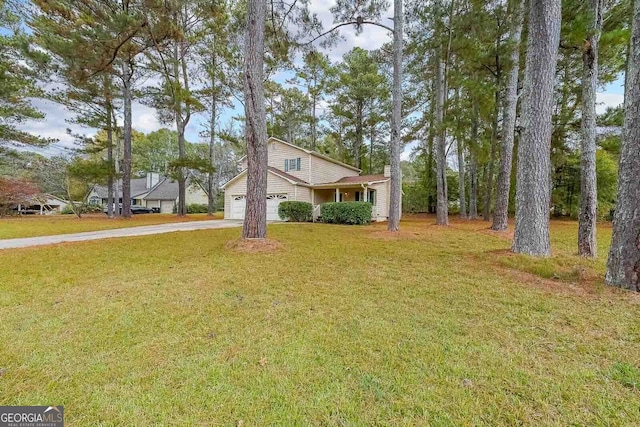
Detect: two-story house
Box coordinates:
(222, 137, 397, 222)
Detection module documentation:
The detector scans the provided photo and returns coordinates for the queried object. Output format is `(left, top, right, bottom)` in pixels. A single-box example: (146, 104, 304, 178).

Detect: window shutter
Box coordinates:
(355, 192, 360, 202)
(296, 157, 301, 171)
(284, 159, 289, 172)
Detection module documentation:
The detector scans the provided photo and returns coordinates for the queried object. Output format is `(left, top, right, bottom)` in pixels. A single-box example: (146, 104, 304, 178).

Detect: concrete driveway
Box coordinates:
(0, 220, 243, 250)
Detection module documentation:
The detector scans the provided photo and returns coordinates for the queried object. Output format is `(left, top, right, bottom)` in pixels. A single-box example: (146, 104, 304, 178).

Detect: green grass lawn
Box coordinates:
(0, 212, 222, 239)
(0, 216, 639, 426)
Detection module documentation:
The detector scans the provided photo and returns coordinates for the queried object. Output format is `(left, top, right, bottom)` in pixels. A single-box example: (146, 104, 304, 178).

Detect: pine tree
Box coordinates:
(605, 0, 640, 291)
(512, 0, 562, 257)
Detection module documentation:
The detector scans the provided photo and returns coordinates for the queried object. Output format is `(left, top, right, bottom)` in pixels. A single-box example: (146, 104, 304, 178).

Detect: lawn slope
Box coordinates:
(0, 217, 638, 426)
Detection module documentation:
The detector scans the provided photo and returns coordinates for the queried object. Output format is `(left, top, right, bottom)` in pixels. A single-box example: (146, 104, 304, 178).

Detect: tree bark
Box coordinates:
(606, 0, 640, 291)
(512, 0, 562, 257)
(468, 100, 479, 219)
(242, 0, 268, 239)
(355, 102, 363, 170)
(493, 0, 525, 231)
(483, 88, 500, 221)
(208, 53, 217, 216)
(121, 61, 133, 218)
(453, 88, 466, 218)
(388, 0, 403, 231)
(435, 57, 448, 225)
(105, 77, 114, 219)
(578, 0, 603, 257)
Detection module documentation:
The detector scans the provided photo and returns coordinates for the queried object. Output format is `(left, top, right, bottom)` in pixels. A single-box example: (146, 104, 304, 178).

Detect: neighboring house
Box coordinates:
(90, 172, 208, 213)
(222, 137, 397, 222)
(18, 194, 70, 214)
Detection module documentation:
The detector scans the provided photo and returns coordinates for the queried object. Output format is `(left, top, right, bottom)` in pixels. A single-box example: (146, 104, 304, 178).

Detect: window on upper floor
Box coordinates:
(284, 157, 301, 172)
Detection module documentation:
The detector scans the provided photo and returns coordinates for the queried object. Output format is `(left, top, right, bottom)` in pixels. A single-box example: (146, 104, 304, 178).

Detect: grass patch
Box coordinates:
(0, 216, 639, 425)
(0, 212, 222, 239)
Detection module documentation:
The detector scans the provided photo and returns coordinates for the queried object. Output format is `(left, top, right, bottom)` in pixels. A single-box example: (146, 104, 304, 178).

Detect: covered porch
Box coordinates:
(311, 185, 378, 221)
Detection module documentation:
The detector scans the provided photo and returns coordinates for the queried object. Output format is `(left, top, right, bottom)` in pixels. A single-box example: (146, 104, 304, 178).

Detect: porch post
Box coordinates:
(364, 185, 368, 202)
(335, 187, 340, 202)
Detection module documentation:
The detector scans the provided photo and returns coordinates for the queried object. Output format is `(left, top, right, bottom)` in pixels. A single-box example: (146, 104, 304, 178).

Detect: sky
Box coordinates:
(17, 0, 627, 161)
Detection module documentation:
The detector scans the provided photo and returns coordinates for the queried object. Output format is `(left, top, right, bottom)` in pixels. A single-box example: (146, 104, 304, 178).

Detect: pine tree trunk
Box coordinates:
(355, 102, 363, 170)
(388, 0, 403, 231)
(105, 79, 114, 219)
(435, 57, 448, 225)
(457, 140, 466, 219)
(121, 62, 133, 219)
(208, 81, 217, 216)
(468, 99, 480, 219)
(483, 88, 500, 221)
(512, 0, 562, 257)
(578, 0, 603, 257)
(242, 0, 268, 239)
(454, 89, 466, 218)
(606, 0, 640, 291)
(493, 0, 524, 231)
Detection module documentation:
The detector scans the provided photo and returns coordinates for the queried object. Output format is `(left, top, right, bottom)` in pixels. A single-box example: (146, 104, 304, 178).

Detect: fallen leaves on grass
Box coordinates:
(225, 238, 283, 253)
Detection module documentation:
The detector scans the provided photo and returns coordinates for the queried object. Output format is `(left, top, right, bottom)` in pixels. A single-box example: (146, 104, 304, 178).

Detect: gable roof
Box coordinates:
(267, 166, 310, 185)
(143, 178, 178, 200)
(93, 177, 151, 199)
(221, 166, 312, 189)
(238, 137, 361, 172)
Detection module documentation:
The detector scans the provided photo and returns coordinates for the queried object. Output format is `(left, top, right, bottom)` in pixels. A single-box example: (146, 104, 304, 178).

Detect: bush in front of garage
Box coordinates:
(278, 201, 312, 222)
(186, 203, 208, 214)
(321, 202, 372, 225)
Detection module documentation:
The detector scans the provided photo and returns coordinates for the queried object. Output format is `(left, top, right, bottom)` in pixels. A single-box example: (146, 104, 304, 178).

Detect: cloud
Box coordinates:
(596, 92, 624, 114)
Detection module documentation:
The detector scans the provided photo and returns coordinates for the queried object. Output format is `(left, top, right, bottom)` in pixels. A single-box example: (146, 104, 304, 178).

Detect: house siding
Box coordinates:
(223, 172, 298, 219)
(239, 139, 359, 184)
(369, 181, 395, 221)
(185, 184, 209, 205)
(308, 154, 359, 184)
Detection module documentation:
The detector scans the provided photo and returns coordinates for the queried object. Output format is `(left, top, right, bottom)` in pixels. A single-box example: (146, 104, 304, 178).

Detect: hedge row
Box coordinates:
(278, 201, 312, 222)
(321, 202, 372, 225)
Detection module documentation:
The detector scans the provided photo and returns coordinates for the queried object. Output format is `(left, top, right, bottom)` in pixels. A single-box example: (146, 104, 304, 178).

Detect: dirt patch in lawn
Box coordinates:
(225, 238, 284, 253)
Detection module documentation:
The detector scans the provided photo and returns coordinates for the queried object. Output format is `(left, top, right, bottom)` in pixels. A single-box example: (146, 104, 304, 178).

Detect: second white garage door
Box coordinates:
(231, 194, 288, 220)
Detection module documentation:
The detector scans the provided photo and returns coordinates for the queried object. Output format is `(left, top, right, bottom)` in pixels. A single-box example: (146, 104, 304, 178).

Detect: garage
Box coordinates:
(160, 200, 174, 213)
(229, 194, 288, 220)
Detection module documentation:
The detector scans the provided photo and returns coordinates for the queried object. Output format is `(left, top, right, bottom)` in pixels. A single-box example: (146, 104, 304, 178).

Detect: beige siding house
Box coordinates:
(91, 173, 208, 213)
(222, 137, 397, 222)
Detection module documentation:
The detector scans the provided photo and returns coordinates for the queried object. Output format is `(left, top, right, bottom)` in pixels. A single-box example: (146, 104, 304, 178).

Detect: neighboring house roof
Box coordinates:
(93, 178, 150, 199)
(239, 137, 362, 172)
(143, 178, 178, 200)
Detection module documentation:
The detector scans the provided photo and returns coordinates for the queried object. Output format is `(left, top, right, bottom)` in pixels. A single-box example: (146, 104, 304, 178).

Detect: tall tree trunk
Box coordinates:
(493, 0, 525, 231)
(355, 102, 363, 170)
(208, 53, 217, 216)
(469, 100, 480, 219)
(606, 0, 640, 291)
(242, 0, 268, 239)
(105, 77, 114, 219)
(388, 0, 403, 231)
(483, 87, 500, 221)
(435, 56, 448, 226)
(512, 0, 562, 257)
(578, 0, 603, 257)
(121, 61, 133, 218)
(456, 92, 466, 219)
(311, 87, 317, 150)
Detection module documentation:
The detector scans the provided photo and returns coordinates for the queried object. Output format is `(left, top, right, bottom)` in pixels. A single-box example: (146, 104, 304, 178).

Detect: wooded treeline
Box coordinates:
(1, 0, 639, 290)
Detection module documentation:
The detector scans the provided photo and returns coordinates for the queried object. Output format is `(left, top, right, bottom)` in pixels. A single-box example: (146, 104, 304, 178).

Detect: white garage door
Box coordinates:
(230, 194, 288, 220)
(160, 200, 174, 213)
(231, 195, 246, 219)
(267, 194, 288, 220)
